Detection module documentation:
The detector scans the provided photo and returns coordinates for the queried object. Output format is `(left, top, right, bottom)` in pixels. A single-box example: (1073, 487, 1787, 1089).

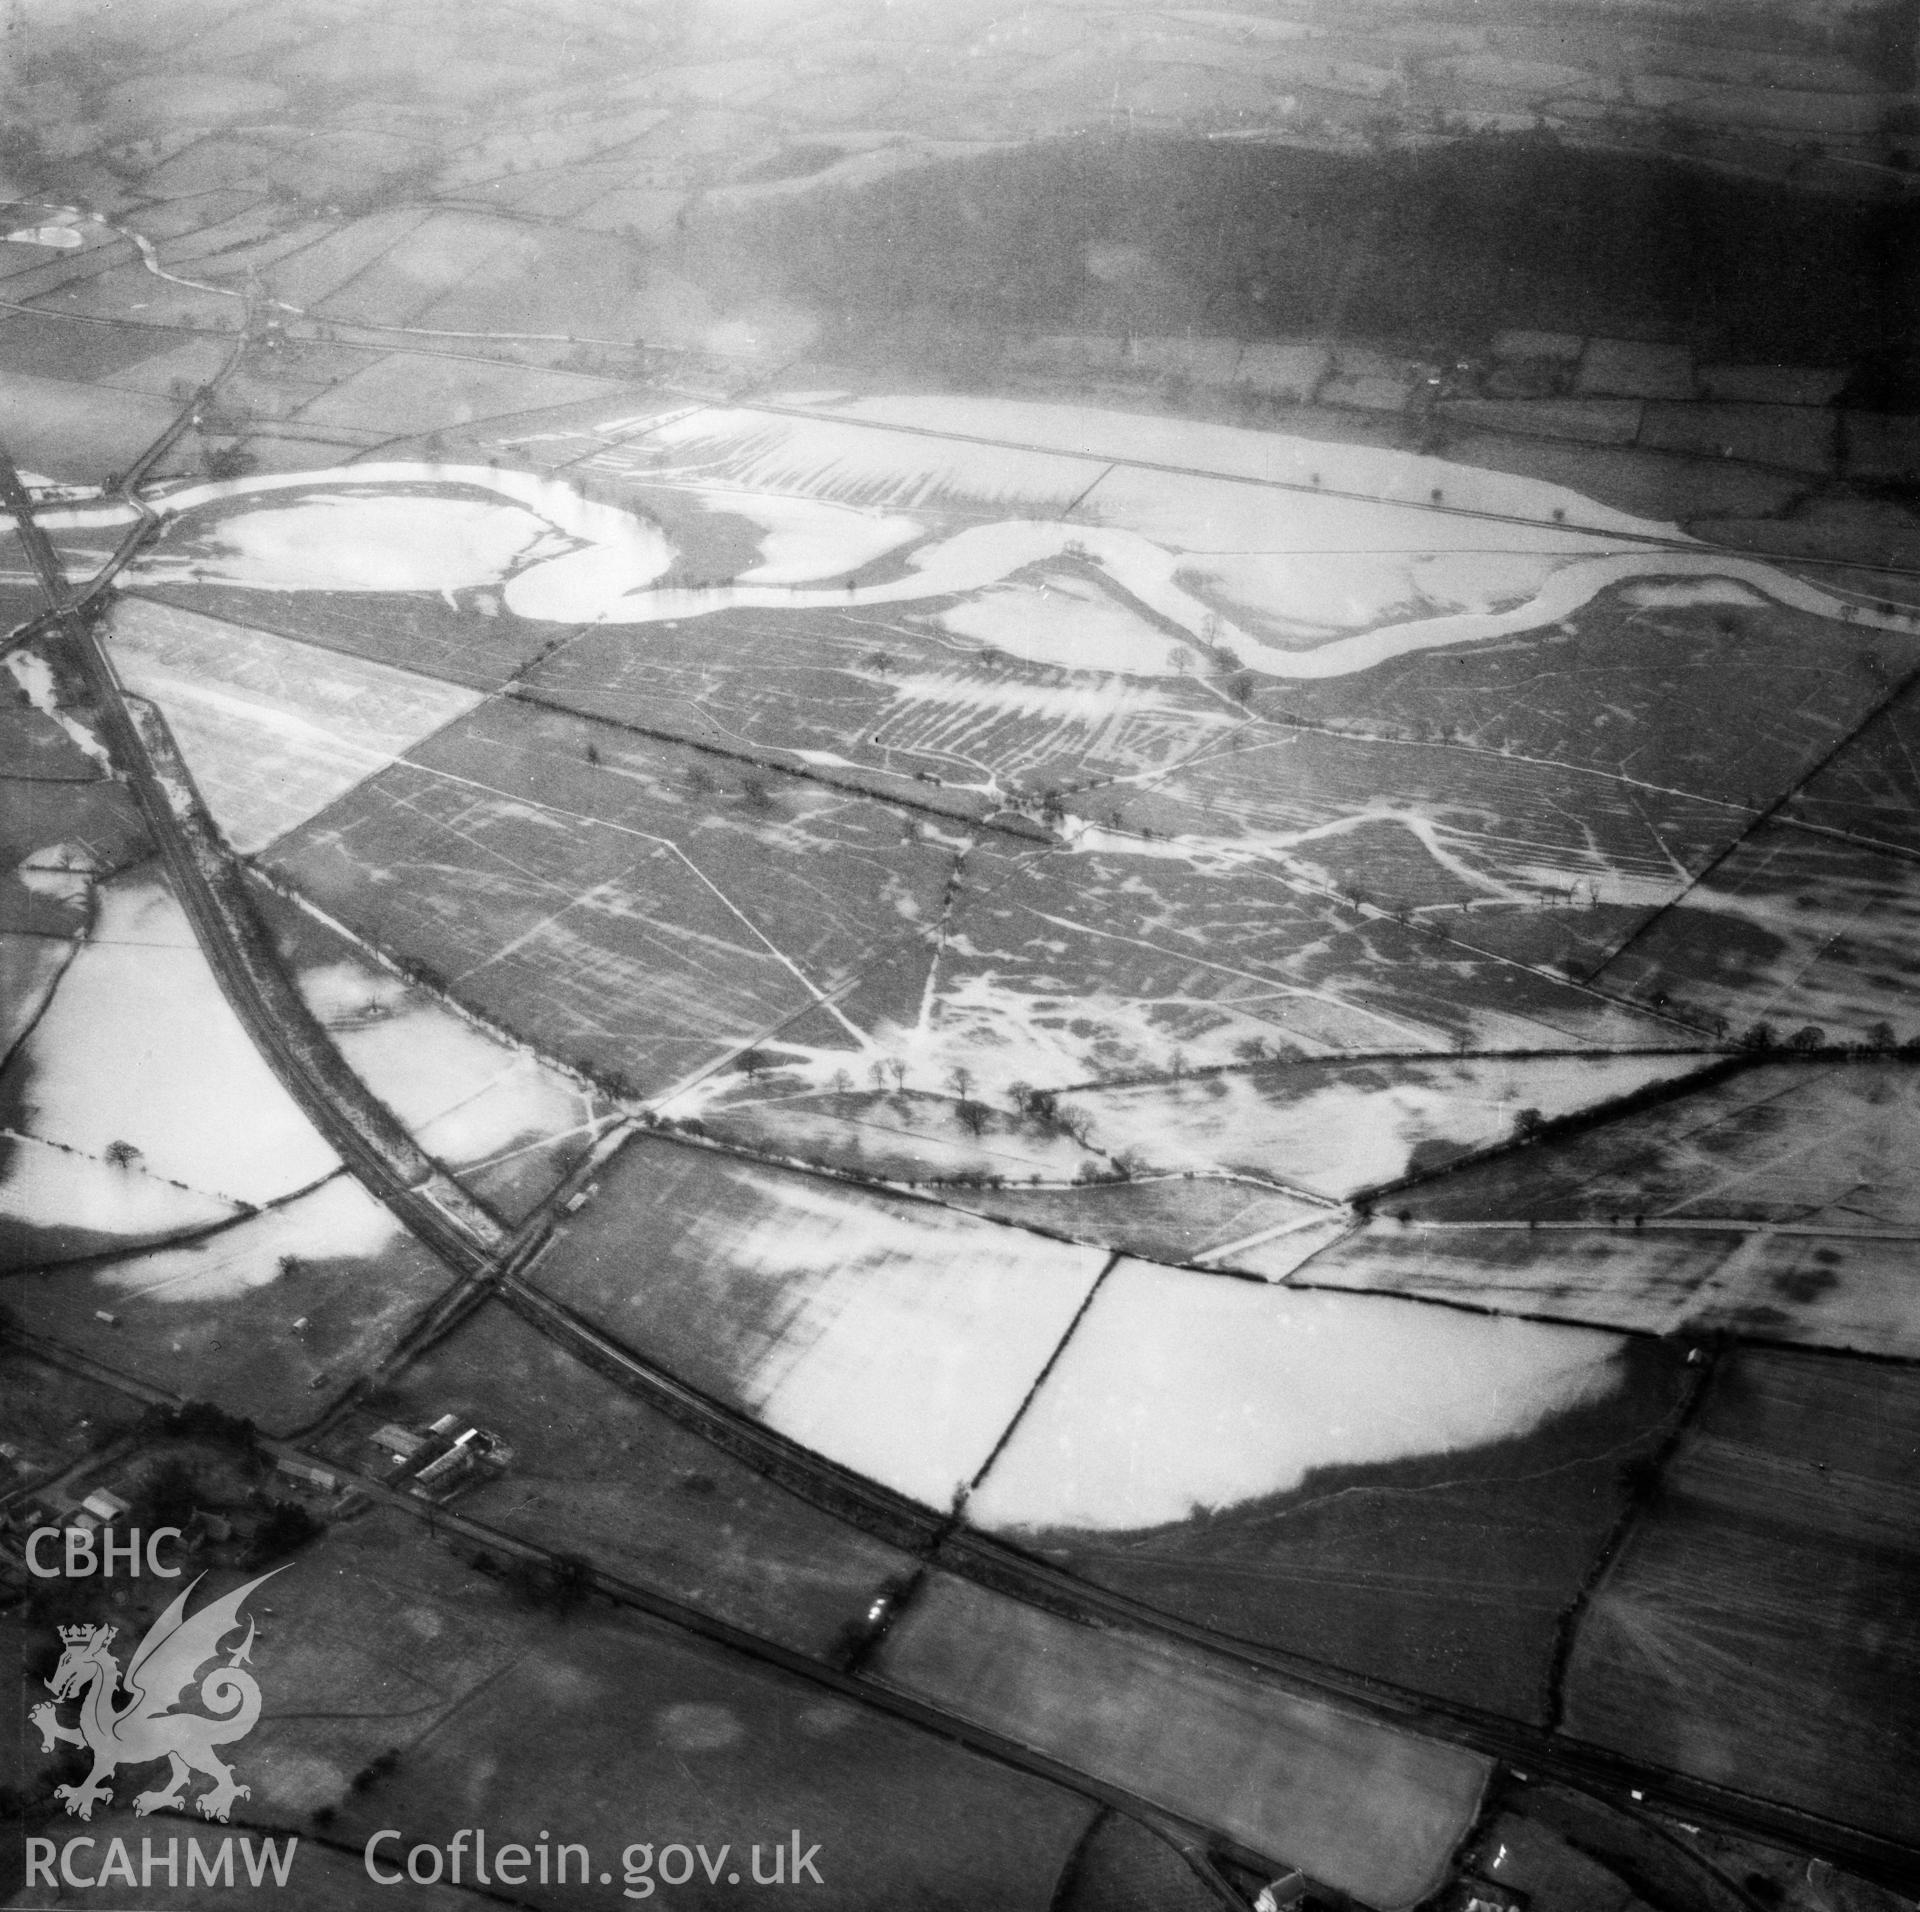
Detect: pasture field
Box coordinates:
(0, 310, 186, 384)
(1052, 1053, 1714, 1196)
(250, 880, 604, 1198)
(3, 1176, 459, 1431)
(520, 597, 1240, 812)
(1438, 398, 1644, 447)
(571, 182, 690, 237)
(110, 188, 264, 241)
(424, 390, 693, 467)
(0, 370, 181, 484)
(247, 880, 609, 1222)
(406, 225, 647, 340)
(932, 828, 1686, 1083)
(1056, 1812, 1221, 1912)
(175, 217, 353, 289)
(258, 130, 423, 208)
(700, 1084, 1099, 1186)
(1593, 823, 1920, 1041)
(293, 352, 630, 441)
(874, 1571, 1489, 1912)
(1636, 403, 1836, 474)
(1238, 587, 1915, 812)
(939, 1174, 1336, 1269)
(1785, 688, 1920, 855)
(0, 692, 113, 788)
(1301, 1222, 1920, 1358)
(1423, 427, 1806, 524)
(316, 1297, 916, 1658)
(472, 161, 650, 222)
(94, 331, 237, 396)
(0, 774, 146, 938)
(975, 1330, 1688, 1722)
(147, 198, 300, 267)
(302, 214, 632, 337)
(1091, 733, 1750, 980)
(1562, 1349, 1920, 1848)
(0, 933, 76, 1066)
(1396, 1058, 1920, 1229)
(432, 106, 673, 196)
(0, 241, 137, 309)
(31, 263, 242, 331)
(527, 1130, 1106, 1510)
(107, 596, 487, 854)
(0, 1346, 144, 1483)
(222, 433, 384, 476)
(266, 698, 957, 1095)
(256, 207, 437, 311)
(179, 1509, 557, 1827)
(138, 582, 560, 692)
(130, 140, 280, 199)
(310, 1549, 1097, 1912)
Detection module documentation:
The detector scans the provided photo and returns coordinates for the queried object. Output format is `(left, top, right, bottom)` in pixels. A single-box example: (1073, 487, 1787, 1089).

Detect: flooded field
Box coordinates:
(86, 408, 1918, 670)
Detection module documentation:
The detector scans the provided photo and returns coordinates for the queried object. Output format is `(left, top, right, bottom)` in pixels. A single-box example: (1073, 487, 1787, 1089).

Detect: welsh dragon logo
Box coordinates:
(30, 1569, 282, 1823)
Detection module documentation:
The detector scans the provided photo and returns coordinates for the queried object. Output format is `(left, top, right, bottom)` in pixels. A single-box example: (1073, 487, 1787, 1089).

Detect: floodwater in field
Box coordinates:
(0, 1131, 238, 1250)
(940, 572, 1196, 675)
(4, 649, 111, 768)
(967, 1261, 1629, 1532)
(72, 401, 1905, 686)
(670, 1164, 1109, 1508)
(1057, 1053, 1712, 1195)
(4, 224, 84, 249)
(91, 1174, 402, 1303)
(1, 876, 341, 1206)
(297, 959, 602, 1173)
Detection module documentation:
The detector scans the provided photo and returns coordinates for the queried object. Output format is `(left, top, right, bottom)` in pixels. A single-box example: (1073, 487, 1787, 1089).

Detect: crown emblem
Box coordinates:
(35, 1571, 280, 1825)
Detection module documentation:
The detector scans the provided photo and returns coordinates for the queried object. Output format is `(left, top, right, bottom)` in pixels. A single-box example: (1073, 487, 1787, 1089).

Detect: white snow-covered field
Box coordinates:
(806, 392, 1668, 534)
(967, 1259, 1628, 1531)
(297, 956, 602, 1174)
(1059, 1053, 1711, 1196)
(674, 1167, 1108, 1508)
(0, 1132, 239, 1247)
(91, 1174, 402, 1303)
(108, 598, 485, 851)
(1305, 1225, 1920, 1359)
(937, 572, 1199, 675)
(6, 877, 341, 1206)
